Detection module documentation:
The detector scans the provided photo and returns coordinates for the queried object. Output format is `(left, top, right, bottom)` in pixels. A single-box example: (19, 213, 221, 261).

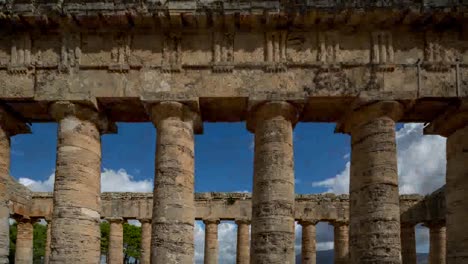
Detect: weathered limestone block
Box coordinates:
(428, 222, 446, 264)
(140, 219, 151, 264)
(300, 220, 318, 264)
(333, 221, 349, 264)
(49, 102, 115, 264)
(401, 223, 416, 264)
(247, 101, 299, 264)
(0, 108, 30, 264)
(14, 217, 33, 264)
(148, 101, 201, 264)
(337, 101, 404, 264)
(424, 101, 468, 263)
(204, 218, 220, 264)
(235, 218, 250, 264)
(445, 125, 468, 263)
(108, 218, 124, 264)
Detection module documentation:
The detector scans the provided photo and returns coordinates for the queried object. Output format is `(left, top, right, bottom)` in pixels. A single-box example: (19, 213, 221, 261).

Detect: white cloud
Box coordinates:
(19, 168, 153, 193)
(19, 173, 55, 192)
(312, 123, 446, 195)
(100, 169, 153, 192)
(396, 124, 446, 194)
(127, 220, 141, 227)
(194, 221, 205, 264)
(312, 162, 350, 194)
(218, 222, 237, 263)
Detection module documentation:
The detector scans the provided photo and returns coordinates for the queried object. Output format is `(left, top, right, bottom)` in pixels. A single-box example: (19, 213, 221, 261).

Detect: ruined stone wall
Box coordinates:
(24, 191, 444, 224)
(5, 176, 31, 217)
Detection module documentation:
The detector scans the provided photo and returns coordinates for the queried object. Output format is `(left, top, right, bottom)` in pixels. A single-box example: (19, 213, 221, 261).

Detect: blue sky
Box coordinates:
(10, 122, 350, 194)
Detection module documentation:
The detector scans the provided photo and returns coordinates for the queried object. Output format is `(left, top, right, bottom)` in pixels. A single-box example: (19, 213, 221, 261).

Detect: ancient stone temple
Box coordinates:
(0, 0, 467, 263)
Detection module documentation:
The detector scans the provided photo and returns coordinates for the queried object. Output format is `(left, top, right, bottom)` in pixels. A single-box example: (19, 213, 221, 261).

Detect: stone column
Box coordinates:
(204, 218, 220, 264)
(337, 101, 403, 264)
(424, 102, 468, 263)
(0, 108, 30, 264)
(428, 222, 446, 264)
(108, 218, 124, 264)
(247, 101, 299, 264)
(49, 102, 115, 264)
(333, 221, 349, 264)
(44, 218, 52, 264)
(140, 219, 151, 264)
(445, 125, 468, 263)
(235, 218, 250, 264)
(15, 217, 33, 264)
(300, 220, 318, 264)
(148, 102, 201, 264)
(401, 223, 416, 264)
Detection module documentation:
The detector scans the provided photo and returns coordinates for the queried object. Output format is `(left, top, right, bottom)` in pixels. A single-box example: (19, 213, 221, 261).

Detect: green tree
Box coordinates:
(9, 223, 17, 263)
(32, 223, 47, 263)
(123, 223, 141, 263)
(101, 221, 110, 257)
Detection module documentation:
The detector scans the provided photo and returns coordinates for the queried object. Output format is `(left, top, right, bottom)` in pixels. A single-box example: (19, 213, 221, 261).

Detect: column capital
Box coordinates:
(299, 219, 319, 226)
(49, 101, 117, 134)
(234, 218, 251, 225)
(246, 101, 301, 133)
(331, 220, 349, 227)
(106, 217, 124, 224)
(335, 100, 404, 134)
(203, 218, 220, 225)
(146, 101, 203, 134)
(139, 218, 151, 224)
(0, 107, 30, 136)
(424, 99, 468, 137)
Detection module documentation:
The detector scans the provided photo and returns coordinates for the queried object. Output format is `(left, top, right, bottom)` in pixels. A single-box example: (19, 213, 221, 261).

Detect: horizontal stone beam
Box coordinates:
(0, 25, 466, 123)
(25, 191, 442, 224)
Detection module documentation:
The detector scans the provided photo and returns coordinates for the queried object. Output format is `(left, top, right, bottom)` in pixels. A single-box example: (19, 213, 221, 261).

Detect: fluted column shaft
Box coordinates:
(334, 222, 349, 264)
(340, 102, 403, 264)
(0, 109, 29, 264)
(429, 223, 446, 264)
(401, 224, 416, 264)
(140, 219, 151, 264)
(301, 221, 317, 264)
(248, 101, 298, 264)
(149, 102, 198, 264)
(235, 219, 250, 264)
(108, 218, 124, 264)
(446, 125, 468, 263)
(45, 219, 52, 264)
(15, 218, 33, 264)
(204, 219, 220, 264)
(49, 102, 112, 264)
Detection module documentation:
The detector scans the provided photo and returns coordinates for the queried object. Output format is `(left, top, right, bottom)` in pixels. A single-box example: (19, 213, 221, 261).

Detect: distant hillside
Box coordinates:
(295, 251, 429, 264)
